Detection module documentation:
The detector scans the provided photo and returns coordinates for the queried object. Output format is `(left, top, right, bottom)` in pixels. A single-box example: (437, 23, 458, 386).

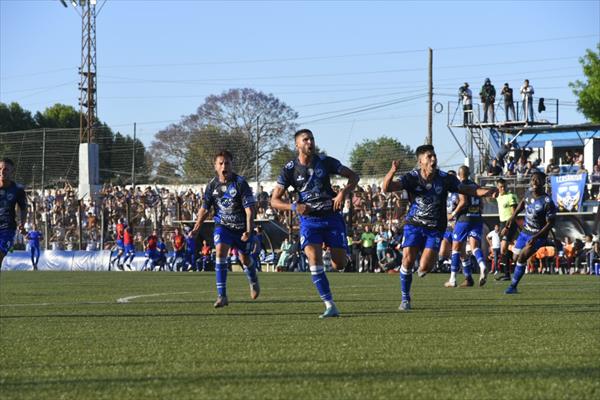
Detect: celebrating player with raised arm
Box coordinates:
(271, 129, 359, 318)
(382, 145, 497, 311)
(502, 171, 556, 294)
(191, 150, 259, 308)
(0, 158, 27, 271)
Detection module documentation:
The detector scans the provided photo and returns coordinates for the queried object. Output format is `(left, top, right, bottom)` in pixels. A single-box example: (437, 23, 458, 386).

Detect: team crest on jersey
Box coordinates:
(315, 168, 324, 178)
(229, 187, 237, 197)
(434, 185, 442, 194)
(7, 194, 14, 201)
(534, 203, 542, 212)
(425, 183, 432, 190)
(545, 197, 550, 203)
(285, 161, 294, 169)
(220, 185, 227, 193)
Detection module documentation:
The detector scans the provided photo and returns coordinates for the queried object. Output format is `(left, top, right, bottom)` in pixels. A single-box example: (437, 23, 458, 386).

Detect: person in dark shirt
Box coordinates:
(479, 78, 496, 123)
(501, 83, 516, 121)
(26, 224, 43, 270)
(487, 159, 503, 176)
(0, 158, 27, 269)
(191, 150, 259, 307)
(501, 171, 557, 294)
(382, 145, 497, 311)
(271, 129, 359, 318)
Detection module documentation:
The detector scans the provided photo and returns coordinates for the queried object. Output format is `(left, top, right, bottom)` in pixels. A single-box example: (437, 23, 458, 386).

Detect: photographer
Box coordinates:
(459, 82, 473, 125)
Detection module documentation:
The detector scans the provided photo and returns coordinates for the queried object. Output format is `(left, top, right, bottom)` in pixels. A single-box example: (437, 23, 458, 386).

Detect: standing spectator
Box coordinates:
(479, 78, 496, 123)
(495, 178, 519, 281)
(459, 82, 473, 125)
(520, 79, 535, 123)
(375, 225, 390, 267)
(257, 185, 269, 211)
(506, 156, 516, 175)
(25, 224, 42, 271)
(590, 164, 600, 199)
(200, 240, 211, 272)
(501, 83, 516, 121)
(583, 234, 594, 274)
(486, 224, 501, 275)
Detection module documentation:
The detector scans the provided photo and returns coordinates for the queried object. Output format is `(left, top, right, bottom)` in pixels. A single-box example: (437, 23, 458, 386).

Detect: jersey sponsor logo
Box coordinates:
(285, 161, 294, 169)
(434, 184, 442, 194)
(534, 203, 543, 212)
(214, 234, 220, 242)
(212, 190, 219, 196)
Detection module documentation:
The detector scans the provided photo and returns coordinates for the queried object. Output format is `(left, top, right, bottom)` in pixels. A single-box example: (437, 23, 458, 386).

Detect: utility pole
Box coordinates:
(427, 47, 433, 145)
(256, 116, 260, 194)
(78, 0, 97, 144)
(132, 122, 136, 188)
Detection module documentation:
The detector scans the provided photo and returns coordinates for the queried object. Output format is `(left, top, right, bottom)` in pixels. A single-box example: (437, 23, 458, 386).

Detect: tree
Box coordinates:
(34, 103, 80, 128)
(570, 44, 600, 123)
(0, 102, 36, 132)
(349, 136, 415, 177)
(150, 88, 298, 182)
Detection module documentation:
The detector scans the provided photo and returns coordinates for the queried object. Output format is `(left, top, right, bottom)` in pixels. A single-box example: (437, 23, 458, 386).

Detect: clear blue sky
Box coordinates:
(1, 0, 598, 170)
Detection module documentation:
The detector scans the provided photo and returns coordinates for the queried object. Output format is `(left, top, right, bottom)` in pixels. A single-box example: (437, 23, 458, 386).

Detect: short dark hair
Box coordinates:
(214, 150, 233, 162)
(496, 178, 506, 185)
(459, 165, 470, 177)
(532, 170, 546, 181)
(294, 128, 313, 139)
(415, 144, 435, 158)
(447, 170, 456, 175)
(0, 158, 15, 167)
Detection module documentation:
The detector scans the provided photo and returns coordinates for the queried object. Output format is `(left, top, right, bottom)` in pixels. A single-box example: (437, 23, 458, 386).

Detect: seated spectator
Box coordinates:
(545, 158, 560, 175)
(506, 156, 516, 175)
(590, 164, 600, 198)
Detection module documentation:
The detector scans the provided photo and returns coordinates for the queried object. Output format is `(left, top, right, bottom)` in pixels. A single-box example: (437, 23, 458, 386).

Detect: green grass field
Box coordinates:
(1, 271, 599, 400)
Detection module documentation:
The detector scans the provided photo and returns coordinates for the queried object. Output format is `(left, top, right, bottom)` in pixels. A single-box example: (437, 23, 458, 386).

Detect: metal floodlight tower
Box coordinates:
(77, 0, 97, 143)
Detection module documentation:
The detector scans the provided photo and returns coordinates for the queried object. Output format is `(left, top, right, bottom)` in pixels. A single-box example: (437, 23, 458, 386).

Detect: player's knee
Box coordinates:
(215, 257, 227, 265)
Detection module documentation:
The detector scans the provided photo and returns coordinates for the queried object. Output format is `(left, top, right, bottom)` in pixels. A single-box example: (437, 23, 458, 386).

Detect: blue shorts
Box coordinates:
(443, 229, 453, 243)
(452, 221, 483, 243)
(402, 224, 443, 251)
(513, 232, 547, 255)
(124, 244, 135, 254)
(214, 225, 252, 254)
(116, 239, 124, 250)
(146, 249, 160, 260)
(0, 230, 15, 255)
(299, 213, 347, 250)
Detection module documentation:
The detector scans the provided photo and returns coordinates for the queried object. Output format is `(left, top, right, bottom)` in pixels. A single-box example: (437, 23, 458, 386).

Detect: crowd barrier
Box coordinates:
(1, 250, 149, 272)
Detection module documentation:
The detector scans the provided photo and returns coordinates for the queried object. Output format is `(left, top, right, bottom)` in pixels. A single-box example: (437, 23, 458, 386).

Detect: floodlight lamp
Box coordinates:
(90, 0, 97, 4)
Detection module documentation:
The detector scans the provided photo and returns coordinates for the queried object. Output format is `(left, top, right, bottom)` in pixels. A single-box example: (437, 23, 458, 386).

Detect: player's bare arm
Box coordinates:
(458, 183, 497, 198)
(241, 206, 255, 242)
(191, 207, 209, 237)
(333, 166, 359, 211)
(270, 185, 311, 215)
(451, 193, 467, 220)
(382, 160, 404, 193)
(501, 198, 526, 236)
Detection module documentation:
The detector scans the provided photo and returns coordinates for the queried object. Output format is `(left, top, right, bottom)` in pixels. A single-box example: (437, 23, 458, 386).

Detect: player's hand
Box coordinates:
(296, 203, 311, 215)
(190, 226, 200, 238)
(447, 213, 454, 222)
(241, 231, 251, 242)
(390, 160, 401, 173)
(333, 191, 345, 211)
(500, 228, 508, 238)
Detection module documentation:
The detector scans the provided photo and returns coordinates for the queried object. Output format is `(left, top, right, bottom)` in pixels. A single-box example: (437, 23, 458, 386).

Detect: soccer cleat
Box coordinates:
(499, 275, 511, 281)
(444, 280, 457, 288)
(213, 296, 229, 308)
(479, 276, 487, 287)
(250, 282, 260, 300)
(459, 277, 474, 287)
(398, 300, 411, 311)
(505, 285, 518, 294)
(319, 305, 340, 319)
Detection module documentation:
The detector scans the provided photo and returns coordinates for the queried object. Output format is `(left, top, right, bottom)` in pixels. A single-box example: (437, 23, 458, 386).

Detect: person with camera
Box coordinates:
(458, 82, 473, 125)
(480, 78, 496, 123)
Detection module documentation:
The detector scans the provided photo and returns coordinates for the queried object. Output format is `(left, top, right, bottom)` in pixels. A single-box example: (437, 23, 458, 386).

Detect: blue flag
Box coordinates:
(551, 173, 587, 212)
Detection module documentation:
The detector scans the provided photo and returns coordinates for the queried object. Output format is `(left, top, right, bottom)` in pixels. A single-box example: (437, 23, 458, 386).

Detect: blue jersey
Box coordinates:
(276, 155, 343, 217)
(27, 230, 42, 247)
(399, 169, 461, 231)
(202, 174, 255, 231)
(185, 235, 196, 253)
(456, 178, 482, 223)
(447, 192, 459, 214)
(522, 190, 556, 235)
(0, 182, 27, 231)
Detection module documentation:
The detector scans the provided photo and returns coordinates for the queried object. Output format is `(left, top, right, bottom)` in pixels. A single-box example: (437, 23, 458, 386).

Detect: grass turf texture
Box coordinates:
(1, 272, 599, 400)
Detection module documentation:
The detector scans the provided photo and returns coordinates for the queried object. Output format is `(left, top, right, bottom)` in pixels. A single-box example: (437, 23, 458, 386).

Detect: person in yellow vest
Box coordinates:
(495, 178, 519, 281)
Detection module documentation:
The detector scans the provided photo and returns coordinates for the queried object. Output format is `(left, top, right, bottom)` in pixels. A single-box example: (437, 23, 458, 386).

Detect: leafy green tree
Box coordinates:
(570, 44, 600, 123)
(350, 136, 415, 177)
(0, 102, 36, 132)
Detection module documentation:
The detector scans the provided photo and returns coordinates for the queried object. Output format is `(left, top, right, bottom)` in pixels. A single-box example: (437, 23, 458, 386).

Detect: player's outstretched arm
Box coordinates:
(451, 193, 467, 221)
(270, 185, 291, 212)
(242, 206, 255, 242)
(382, 161, 404, 193)
(457, 183, 497, 198)
(501, 198, 526, 236)
(333, 166, 360, 211)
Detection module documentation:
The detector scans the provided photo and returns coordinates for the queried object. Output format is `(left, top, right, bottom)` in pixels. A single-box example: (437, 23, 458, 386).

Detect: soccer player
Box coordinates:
(184, 229, 197, 271)
(495, 178, 519, 281)
(142, 230, 159, 271)
(122, 225, 135, 270)
(502, 172, 556, 294)
(156, 237, 168, 271)
(382, 145, 496, 311)
(445, 165, 489, 288)
(0, 158, 27, 270)
(191, 150, 260, 307)
(25, 224, 43, 270)
(438, 170, 458, 271)
(271, 128, 359, 318)
(110, 218, 126, 270)
(170, 227, 186, 271)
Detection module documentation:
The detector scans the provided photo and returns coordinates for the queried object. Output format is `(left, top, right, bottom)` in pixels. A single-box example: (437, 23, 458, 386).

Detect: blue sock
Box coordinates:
(215, 258, 228, 297)
(243, 259, 258, 285)
(473, 248, 485, 266)
(400, 267, 412, 301)
(451, 251, 461, 273)
(462, 259, 472, 278)
(594, 262, 599, 276)
(512, 263, 525, 287)
(310, 266, 332, 302)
